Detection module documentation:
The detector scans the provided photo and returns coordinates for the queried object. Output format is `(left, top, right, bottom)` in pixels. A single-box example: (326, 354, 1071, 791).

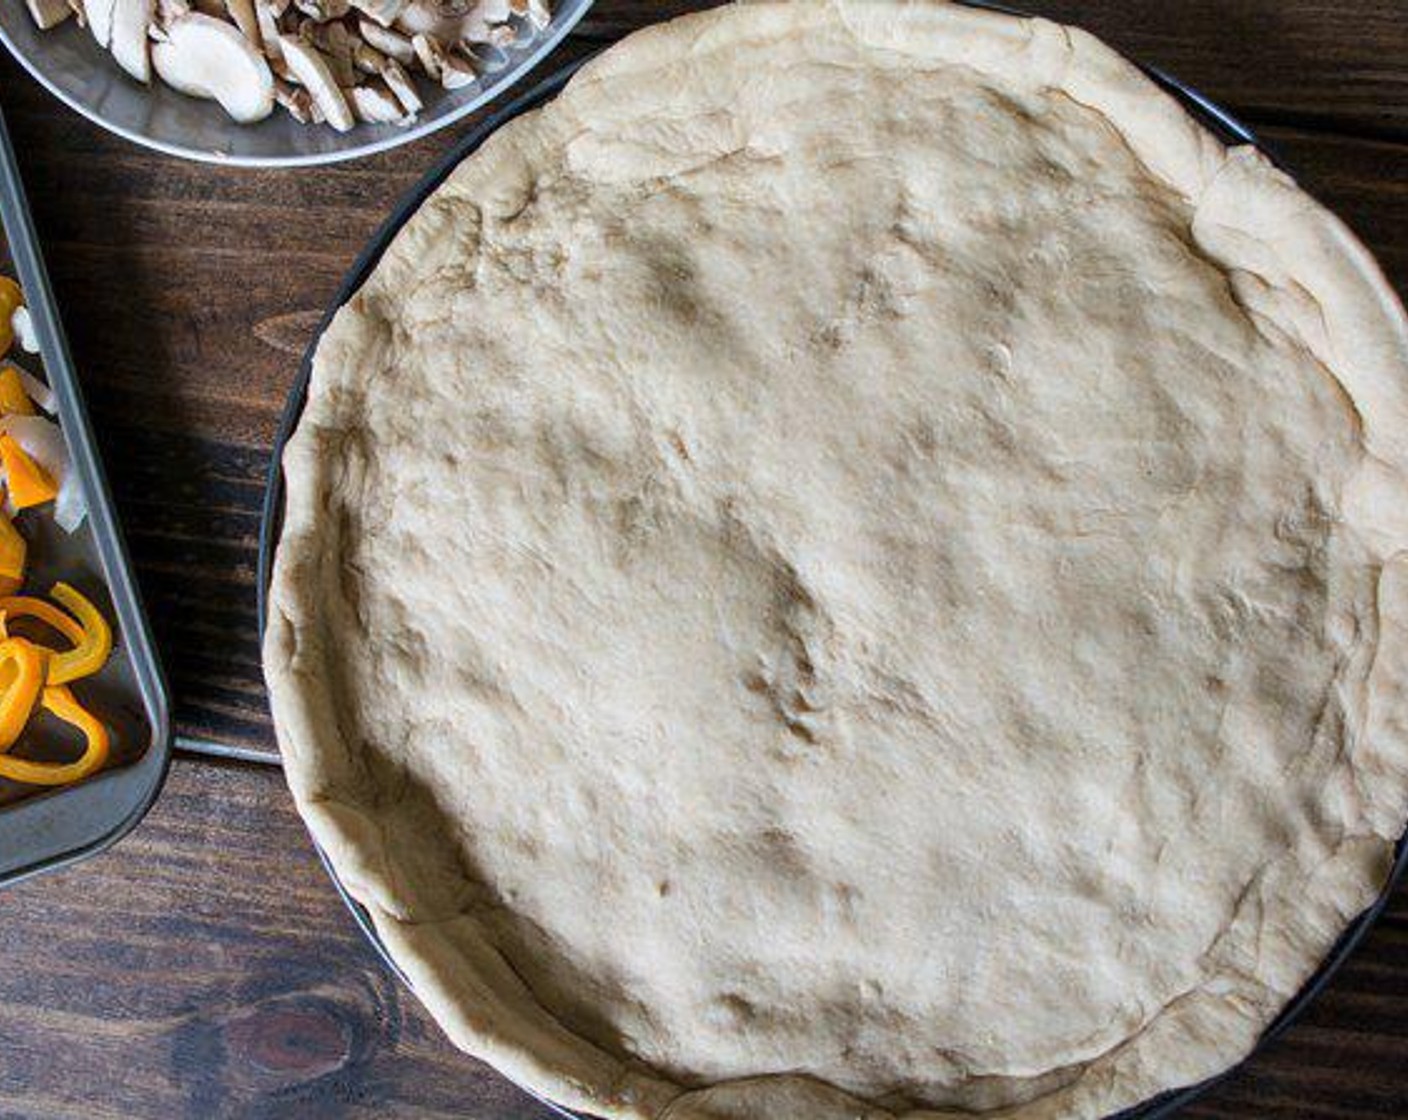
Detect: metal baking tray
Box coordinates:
(0, 103, 170, 887)
(258, 52, 1405, 1120)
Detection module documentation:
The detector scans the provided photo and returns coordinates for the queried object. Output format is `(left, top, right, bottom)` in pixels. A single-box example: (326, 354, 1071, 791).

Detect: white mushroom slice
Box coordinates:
(350, 81, 405, 124)
(440, 49, 475, 89)
(108, 0, 153, 81)
(224, 0, 260, 47)
(152, 13, 276, 122)
(303, 19, 355, 87)
(274, 77, 315, 122)
(254, 0, 283, 60)
(85, 0, 116, 48)
(277, 34, 354, 131)
(409, 31, 443, 79)
(357, 17, 412, 64)
(24, 0, 73, 30)
(482, 22, 514, 48)
(393, 0, 493, 42)
(291, 0, 346, 21)
(508, 0, 547, 30)
(348, 0, 402, 27)
(378, 55, 420, 116)
(461, 0, 510, 43)
(351, 39, 383, 75)
(396, 0, 507, 46)
(153, 0, 189, 26)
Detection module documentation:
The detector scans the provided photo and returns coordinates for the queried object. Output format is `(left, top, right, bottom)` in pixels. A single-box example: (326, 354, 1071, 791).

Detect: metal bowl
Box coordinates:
(0, 0, 593, 167)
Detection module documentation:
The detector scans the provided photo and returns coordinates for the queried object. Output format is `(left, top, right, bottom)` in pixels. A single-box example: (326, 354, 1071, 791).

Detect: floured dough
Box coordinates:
(263, 3, 1408, 1118)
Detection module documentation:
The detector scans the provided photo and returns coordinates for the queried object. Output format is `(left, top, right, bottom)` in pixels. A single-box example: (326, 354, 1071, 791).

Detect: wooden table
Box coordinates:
(0, 2, 1405, 1116)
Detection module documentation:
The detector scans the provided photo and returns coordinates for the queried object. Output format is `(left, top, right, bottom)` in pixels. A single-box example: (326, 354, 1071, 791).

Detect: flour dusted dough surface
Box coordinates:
(264, 3, 1408, 1117)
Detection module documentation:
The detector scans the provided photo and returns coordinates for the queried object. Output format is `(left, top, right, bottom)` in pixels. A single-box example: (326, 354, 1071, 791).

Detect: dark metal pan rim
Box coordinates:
(255, 41, 1402, 1120)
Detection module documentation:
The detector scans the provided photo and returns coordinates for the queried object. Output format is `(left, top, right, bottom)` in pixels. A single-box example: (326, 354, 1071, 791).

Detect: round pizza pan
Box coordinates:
(257, 44, 1408, 1120)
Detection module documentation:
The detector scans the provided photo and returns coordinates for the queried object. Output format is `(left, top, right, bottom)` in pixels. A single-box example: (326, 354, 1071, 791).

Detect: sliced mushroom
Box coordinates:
(152, 12, 275, 122)
(276, 76, 325, 121)
(348, 0, 402, 27)
(254, 0, 284, 61)
(301, 18, 355, 87)
(409, 30, 443, 79)
(24, 0, 73, 31)
(508, 0, 547, 30)
(291, 0, 346, 22)
(273, 76, 315, 122)
(223, 0, 261, 47)
(153, 0, 189, 25)
(351, 38, 383, 74)
(482, 21, 514, 48)
(393, 0, 487, 42)
(350, 81, 405, 124)
(357, 16, 412, 64)
(108, 0, 153, 81)
(277, 33, 354, 131)
(85, 0, 116, 47)
(460, 0, 511, 43)
(378, 55, 421, 116)
(440, 48, 475, 90)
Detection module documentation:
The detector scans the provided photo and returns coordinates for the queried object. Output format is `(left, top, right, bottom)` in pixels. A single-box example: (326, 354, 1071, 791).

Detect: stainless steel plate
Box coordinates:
(0, 0, 593, 168)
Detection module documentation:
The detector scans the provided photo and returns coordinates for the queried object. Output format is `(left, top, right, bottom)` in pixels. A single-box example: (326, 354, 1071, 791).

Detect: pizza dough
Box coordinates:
(263, 3, 1408, 1118)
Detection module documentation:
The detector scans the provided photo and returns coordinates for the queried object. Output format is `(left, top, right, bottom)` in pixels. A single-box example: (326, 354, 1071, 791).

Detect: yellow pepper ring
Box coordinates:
(0, 636, 46, 753)
(0, 595, 85, 649)
(47, 583, 112, 685)
(0, 684, 109, 786)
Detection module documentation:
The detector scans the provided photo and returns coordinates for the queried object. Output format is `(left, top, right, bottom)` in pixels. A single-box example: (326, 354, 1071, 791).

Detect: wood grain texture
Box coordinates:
(0, 760, 560, 1120)
(0, 1, 1406, 1116)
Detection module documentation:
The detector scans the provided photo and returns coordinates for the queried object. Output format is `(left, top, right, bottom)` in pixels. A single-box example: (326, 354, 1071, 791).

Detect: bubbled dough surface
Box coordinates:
(264, 3, 1408, 1118)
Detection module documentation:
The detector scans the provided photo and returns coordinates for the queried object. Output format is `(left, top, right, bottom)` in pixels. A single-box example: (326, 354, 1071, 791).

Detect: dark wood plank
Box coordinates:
(0, 758, 559, 1120)
(0, 757, 1403, 1117)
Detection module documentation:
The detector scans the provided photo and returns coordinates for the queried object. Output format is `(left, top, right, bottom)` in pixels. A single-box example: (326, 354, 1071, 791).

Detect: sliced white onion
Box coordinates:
(5, 359, 57, 415)
(0, 413, 86, 533)
(10, 307, 38, 354)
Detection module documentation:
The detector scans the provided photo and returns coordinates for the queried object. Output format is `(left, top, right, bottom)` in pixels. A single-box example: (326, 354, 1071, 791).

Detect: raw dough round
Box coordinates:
(264, 3, 1408, 1118)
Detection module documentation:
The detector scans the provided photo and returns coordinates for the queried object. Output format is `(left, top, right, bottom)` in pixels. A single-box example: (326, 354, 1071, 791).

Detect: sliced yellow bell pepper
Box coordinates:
(0, 513, 25, 597)
(0, 367, 34, 416)
(0, 684, 108, 786)
(0, 636, 45, 752)
(0, 594, 84, 648)
(0, 277, 21, 354)
(0, 434, 56, 509)
(46, 583, 111, 685)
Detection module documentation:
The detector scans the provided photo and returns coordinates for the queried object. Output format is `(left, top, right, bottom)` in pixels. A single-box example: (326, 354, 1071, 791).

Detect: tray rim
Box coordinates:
(255, 49, 1405, 1120)
(0, 101, 173, 888)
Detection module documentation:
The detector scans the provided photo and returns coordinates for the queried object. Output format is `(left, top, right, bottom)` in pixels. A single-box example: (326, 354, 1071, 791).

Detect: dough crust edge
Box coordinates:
(263, 3, 1408, 1118)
